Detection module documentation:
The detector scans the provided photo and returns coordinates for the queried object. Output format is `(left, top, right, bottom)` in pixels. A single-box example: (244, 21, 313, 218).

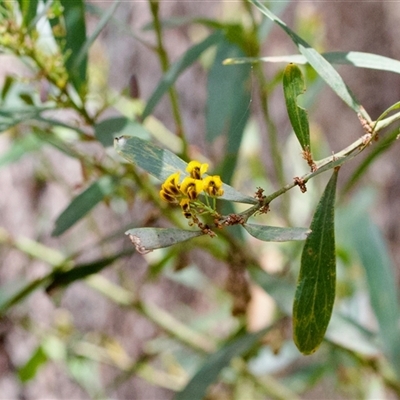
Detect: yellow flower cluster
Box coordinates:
(159, 161, 224, 220)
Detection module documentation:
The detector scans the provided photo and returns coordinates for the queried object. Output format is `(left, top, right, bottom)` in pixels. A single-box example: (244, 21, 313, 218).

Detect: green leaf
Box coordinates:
(59, 0, 87, 94)
(46, 251, 131, 294)
(249, 266, 381, 357)
(283, 64, 310, 151)
(0, 134, 43, 169)
(206, 38, 251, 183)
(175, 327, 271, 400)
(94, 116, 149, 147)
(244, 223, 310, 242)
(0, 106, 52, 133)
(339, 198, 400, 378)
(142, 31, 223, 120)
(250, 0, 365, 118)
(293, 169, 338, 355)
(343, 126, 400, 193)
(17, 0, 39, 28)
(114, 136, 257, 204)
(18, 346, 48, 382)
(73, 1, 120, 74)
(52, 175, 117, 236)
(125, 228, 203, 253)
(225, 51, 400, 76)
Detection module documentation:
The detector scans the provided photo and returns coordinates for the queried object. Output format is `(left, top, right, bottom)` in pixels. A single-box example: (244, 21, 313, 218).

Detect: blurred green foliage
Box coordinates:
(1, 0, 400, 398)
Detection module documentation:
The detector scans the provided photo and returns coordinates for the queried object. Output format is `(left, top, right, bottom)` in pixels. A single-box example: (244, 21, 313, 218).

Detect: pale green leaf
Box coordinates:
(225, 51, 400, 76)
(125, 228, 203, 253)
(244, 223, 310, 242)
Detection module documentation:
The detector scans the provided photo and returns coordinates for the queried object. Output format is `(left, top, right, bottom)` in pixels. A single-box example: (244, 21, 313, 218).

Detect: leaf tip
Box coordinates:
(127, 233, 153, 255)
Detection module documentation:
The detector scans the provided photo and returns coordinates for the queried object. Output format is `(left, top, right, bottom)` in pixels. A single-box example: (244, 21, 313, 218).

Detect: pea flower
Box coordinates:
(159, 172, 181, 203)
(186, 160, 208, 180)
(180, 177, 203, 200)
(203, 175, 224, 197)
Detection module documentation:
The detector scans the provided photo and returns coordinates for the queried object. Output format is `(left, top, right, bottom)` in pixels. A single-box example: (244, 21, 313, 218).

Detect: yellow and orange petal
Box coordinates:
(159, 189, 178, 203)
(180, 177, 203, 200)
(162, 172, 181, 196)
(203, 175, 224, 197)
(186, 160, 208, 180)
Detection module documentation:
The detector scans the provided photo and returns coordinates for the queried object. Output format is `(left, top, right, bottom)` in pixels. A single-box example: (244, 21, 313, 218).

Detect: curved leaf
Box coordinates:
(114, 136, 257, 204)
(283, 63, 310, 151)
(175, 327, 271, 400)
(293, 169, 338, 355)
(225, 51, 400, 76)
(250, 0, 365, 118)
(206, 37, 251, 184)
(125, 227, 203, 253)
(59, 0, 87, 94)
(142, 31, 223, 120)
(244, 223, 310, 242)
(52, 175, 117, 237)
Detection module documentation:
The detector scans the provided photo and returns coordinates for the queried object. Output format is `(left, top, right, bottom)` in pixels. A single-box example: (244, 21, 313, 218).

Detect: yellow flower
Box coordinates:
(203, 175, 224, 197)
(159, 189, 177, 203)
(180, 177, 203, 200)
(160, 172, 181, 202)
(180, 198, 192, 219)
(186, 160, 208, 180)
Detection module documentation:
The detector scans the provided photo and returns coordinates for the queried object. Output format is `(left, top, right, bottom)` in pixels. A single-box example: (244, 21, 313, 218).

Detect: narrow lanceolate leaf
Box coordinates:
(114, 136, 257, 204)
(283, 64, 310, 151)
(52, 176, 117, 236)
(175, 327, 271, 400)
(224, 51, 400, 77)
(142, 31, 223, 120)
(250, 0, 366, 119)
(244, 223, 310, 242)
(125, 228, 203, 253)
(293, 169, 338, 355)
(60, 0, 87, 94)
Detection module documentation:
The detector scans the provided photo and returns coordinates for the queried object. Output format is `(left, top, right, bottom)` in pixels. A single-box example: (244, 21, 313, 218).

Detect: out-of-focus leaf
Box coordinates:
(225, 51, 400, 76)
(73, 1, 119, 73)
(250, 0, 365, 118)
(18, 346, 48, 382)
(125, 228, 203, 253)
(0, 277, 51, 316)
(67, 357, 102, 397)
(293, 169, 338, 355)
(94, 116, 149, 147)
(60, 0, 87, 94)
(374, 100, 400, 131)
(114, 136, 257, 204)
(17, 0, 38, 28)
(175, 326, 271, 400)
(142, 31, 223, 120)
(1, 75, 15, 100)
(0, 107, 52, 132)
(0, 134, 43, 168)
(248, 266, 294, 315)
(339, 199, 400, 378)
(244, 223, 310, 242)
(249, 266, 380, 357)
(52, 175, 117, 237)
(344, 127, 400, 193)
(46, 250, 132, 293)
(206, 37, 251, 184)
(283, 64, 310, 151)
